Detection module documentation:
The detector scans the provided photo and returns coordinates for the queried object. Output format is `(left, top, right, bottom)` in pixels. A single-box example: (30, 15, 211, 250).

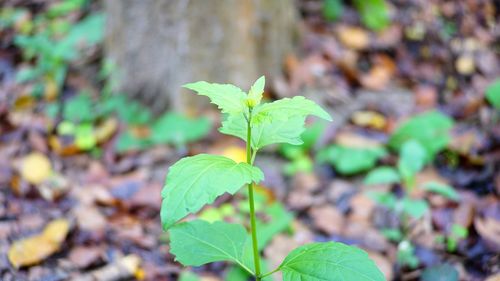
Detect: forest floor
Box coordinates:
(0, 0, 499, 281)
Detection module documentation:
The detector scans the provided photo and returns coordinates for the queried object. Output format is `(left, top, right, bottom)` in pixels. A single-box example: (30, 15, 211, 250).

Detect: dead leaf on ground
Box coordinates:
(456, 54, 475, 75)
(349, 193, 375, 223)
(264, 234, 301, 279)
(351, 111, 387, 130)
(69, 246, 103, 269)
(74, 205, 107, 233)
(474, 216, 500, 252)
(343, 222, 389, 252)
(20, 152, 52, 185)
(360, 55, 396, 90)
(335, 130, 384, 149)
(309, 205, 344, 235)
(8, 218, 70, 268)
(38, 174, 69, 201)
(367, 251, 393, 281)
(72, 254, 143, 281)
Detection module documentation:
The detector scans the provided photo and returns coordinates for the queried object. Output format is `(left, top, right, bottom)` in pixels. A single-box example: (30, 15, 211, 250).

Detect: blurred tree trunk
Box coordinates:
(104, 0, 297, 114)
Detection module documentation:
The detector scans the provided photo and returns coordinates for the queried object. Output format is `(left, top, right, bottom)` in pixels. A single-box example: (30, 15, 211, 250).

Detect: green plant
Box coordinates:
(279, 122, 325, 175)
(322, 0, 390, 31)
(421, 263, 459, 281)
(161, 76, 385, 280)
(389, 111, 454, 161)
(1, 1, 104, 94)
(319, 145, 387, 175)
(435, 223, 468, 252)
(485, 78, 500, 110)
(353, 0, 390, 31)
(365, 120, 457, 268)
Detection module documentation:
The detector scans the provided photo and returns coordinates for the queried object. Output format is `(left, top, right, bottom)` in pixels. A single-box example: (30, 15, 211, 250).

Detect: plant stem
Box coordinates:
(260, 267, 280, 279)
(246, 108, 261, 280)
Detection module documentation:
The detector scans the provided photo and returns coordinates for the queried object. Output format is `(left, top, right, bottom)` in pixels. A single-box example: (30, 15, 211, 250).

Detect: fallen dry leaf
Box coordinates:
(367, 251, 393, 281)
(456, 54, 475, 75)
(310, 205, 344, 235)
(20, 152, 52, 185)
(74, 205, 107, 233)
(69, 246, 103, 269)
(351, 111, 387, 130)
(337, 26, 369, 50)
(360, 55, 396, 91)
(72, 254, 143, 281)
(474, 216, 500, 251)
(8, 218, 70, 268)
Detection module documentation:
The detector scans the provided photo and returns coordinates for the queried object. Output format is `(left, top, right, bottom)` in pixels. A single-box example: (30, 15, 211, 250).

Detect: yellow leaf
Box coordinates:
(337, 26, 369, 50)
(44, 78, 58, 101)
(21, 152, 52, 184)
(8, 219, 70, 268)
(42, 219, 70, 244)
(351, 111, 387, 130)
(221, 146, 247, 163)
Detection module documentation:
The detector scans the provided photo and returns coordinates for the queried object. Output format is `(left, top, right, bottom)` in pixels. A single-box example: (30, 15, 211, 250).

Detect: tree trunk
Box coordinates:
(104, 0, 297, 114)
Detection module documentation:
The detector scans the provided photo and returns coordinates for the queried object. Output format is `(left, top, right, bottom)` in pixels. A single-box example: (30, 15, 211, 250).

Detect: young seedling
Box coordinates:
(364, 124, 457, 268)
(161, 76, 385, 280)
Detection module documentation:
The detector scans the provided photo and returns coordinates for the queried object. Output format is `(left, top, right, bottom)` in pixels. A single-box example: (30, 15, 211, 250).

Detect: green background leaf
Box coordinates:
(279, 242, 385, 281)
(319, 145, 387, 175)
(151, 112, 211, 145)
(364, 166, 400, 185)
(161, 154, 263, 229)
(421, 264, 459, 281)
(485, 78, 500, 110)
(423, 182, 460, 201)
(389, 111, 454, 159)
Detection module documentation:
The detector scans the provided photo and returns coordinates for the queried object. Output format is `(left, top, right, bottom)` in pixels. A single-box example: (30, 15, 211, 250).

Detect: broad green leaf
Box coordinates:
(364, 166, 401, 185)
(151, 112, 211, 145)
(161, 154, 263, 229)
(253, 96, 332, 123)
(485, 78, 500, 110)
(421, 264, 459, 281)
(319, 145, 387, 175)
(169, 220, 251, 273)
(389, 111, 454, 159)
(75, 123, 96, 150)
(323, 0, 343, 21)
(353, 0, 390, 31)
(381, 228, 403, 242)
(423, 182, 460, 201)
(183, 81, 247, 114)
(220, 113, 307, 149)
(247, 76, 265, 107)
(451, 224, 468, 238)
(115, 130, 149, 152)
(401, 197, 428, 219)
(220, 96, 331, 149)
(279, 242, 385, 281)
(64, 92, 94, 122)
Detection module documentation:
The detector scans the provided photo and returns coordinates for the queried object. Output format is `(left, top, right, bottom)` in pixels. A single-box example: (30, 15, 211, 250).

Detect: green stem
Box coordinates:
(260, 267, 280, 279)
(246, 108, 261, 280)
